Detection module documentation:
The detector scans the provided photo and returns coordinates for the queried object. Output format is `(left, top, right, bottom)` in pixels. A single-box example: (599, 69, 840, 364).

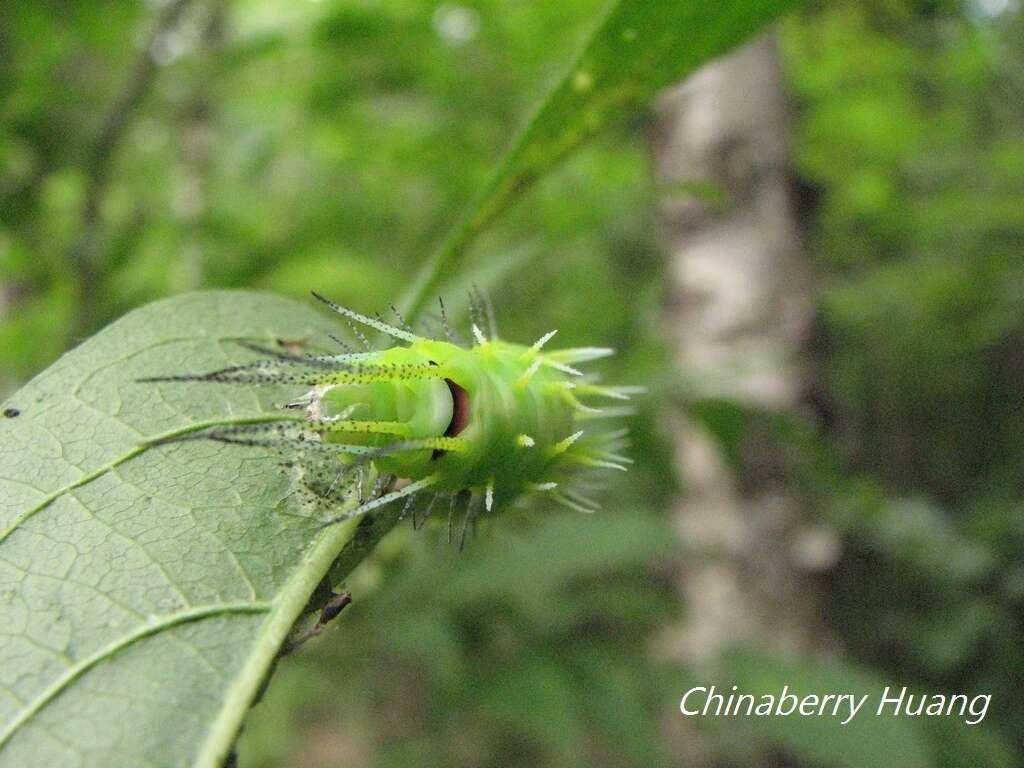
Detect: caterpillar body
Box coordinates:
(143, 292, 636, 537)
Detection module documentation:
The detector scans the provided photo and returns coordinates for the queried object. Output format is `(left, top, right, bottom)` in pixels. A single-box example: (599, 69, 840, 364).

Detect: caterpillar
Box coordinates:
(142, 291, 637, 541)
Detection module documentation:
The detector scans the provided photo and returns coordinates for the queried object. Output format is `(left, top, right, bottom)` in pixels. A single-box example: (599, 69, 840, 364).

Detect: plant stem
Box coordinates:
(67, 0, 197, 344)
(395, 2, 619, 323)
(194, 492, 404, 768)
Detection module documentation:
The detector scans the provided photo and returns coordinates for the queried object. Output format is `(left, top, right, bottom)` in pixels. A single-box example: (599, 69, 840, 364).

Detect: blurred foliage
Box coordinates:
(2, 0, 1023, 765)
(0, 0, 668, 390)
(397, 0, 799, 317)
(782, 2, 1024, 764)
(719, 650, 936, 768)
(785, 0, 1024, 503)
(242, 513, 681, 768)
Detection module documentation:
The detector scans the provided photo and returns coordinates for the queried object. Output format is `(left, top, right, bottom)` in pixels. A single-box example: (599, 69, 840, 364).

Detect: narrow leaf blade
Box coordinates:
(400, 0, 800, 318)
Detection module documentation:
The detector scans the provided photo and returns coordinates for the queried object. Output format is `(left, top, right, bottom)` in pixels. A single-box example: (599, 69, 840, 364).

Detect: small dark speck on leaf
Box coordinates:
(3, 408, 20, 418)
(277, 591, 352, 658)
(319, 591, 352, 625)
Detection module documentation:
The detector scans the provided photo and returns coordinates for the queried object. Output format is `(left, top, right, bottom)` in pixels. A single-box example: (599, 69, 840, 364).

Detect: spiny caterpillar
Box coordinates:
(142, 291, 638, 541)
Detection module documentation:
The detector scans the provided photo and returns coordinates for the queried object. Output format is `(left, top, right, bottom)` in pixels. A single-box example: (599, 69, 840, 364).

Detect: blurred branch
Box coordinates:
(66, 0, 197, 345)
(173, 1, 225, 291)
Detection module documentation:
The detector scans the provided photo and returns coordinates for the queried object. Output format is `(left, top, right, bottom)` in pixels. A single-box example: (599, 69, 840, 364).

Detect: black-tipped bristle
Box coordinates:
(438, 297, 466, 346)
(467, 288, 486, 336)
(414, 493, 439, 530)
(390, 304, 414, 335)
(233, 340, 337, 368)
(472, 284, 498, 339)
(328, 333, 354, 353)
(136, 375, 193, 384)
(459, 493, 482, 551)
(446, 494, 458, 544)
(349, 321, 372, 350)
(398, 493, 417, 523)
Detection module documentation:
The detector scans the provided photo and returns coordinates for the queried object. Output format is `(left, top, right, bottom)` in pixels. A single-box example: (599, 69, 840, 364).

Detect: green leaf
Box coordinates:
(0, 291, 393, 768)
(721, 649, 934, 768)
(400, 0, 800, 319)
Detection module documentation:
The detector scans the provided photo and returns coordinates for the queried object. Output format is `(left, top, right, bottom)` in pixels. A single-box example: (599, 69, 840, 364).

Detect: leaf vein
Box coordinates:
(0, 602, 272, 752)
(0, 413, 302, 548)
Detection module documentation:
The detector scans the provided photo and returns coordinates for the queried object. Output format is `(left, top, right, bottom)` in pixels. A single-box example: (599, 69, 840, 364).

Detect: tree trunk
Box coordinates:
(653, 32, 837, 763)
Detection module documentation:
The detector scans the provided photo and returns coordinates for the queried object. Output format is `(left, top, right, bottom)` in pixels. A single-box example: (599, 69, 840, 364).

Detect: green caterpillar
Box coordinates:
(144, 292, 636, 536)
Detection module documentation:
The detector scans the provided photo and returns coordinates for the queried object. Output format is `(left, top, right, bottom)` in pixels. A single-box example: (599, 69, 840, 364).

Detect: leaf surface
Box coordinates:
(0, 291, 367, 768)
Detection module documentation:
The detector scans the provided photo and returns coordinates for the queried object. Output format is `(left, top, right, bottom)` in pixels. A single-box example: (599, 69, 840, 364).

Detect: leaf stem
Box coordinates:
(194, 516, 360, 768)
(195, 497, 406, 768)
(396, 2, 619, 323)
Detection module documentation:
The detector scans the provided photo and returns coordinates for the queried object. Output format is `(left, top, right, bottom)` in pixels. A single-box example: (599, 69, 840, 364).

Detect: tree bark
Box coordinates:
(653, 32, 837, 763)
